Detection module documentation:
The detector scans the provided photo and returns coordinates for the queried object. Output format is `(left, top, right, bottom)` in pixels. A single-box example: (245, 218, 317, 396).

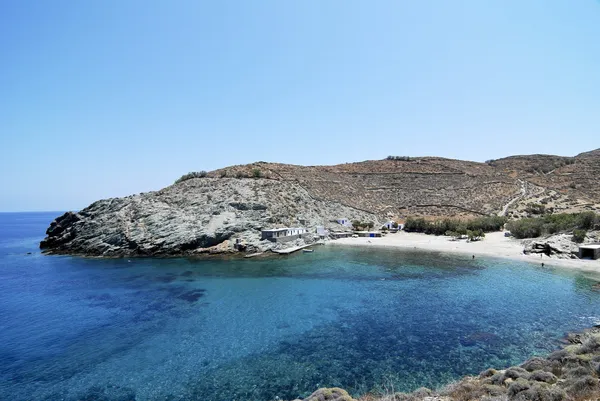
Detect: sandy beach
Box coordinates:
(327, 231, 600, 273)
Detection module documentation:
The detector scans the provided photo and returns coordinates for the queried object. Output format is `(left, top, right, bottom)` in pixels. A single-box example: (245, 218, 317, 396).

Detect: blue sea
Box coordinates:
(2, 212, 600, 401)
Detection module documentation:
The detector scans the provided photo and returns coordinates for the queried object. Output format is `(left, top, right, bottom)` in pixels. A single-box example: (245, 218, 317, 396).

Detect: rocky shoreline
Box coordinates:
(293, 327, 600, 401)
(39, 178, 377, 257)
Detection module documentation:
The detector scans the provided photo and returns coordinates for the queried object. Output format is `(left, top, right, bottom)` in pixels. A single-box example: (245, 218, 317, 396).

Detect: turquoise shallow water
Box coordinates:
(2, 213, 600, 401)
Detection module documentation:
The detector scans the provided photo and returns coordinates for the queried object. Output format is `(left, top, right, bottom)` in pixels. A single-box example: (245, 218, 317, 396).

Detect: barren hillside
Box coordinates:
(209, 149, 600, 220)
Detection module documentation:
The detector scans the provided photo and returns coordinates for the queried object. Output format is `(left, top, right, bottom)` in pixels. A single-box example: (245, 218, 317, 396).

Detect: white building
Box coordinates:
(382, 221, 397, 230)
(261, 227, 307, 242)
(336, 218, 352, 227)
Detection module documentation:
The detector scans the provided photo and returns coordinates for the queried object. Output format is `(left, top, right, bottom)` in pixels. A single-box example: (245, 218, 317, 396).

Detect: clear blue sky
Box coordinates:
(1, 1, 599, 212)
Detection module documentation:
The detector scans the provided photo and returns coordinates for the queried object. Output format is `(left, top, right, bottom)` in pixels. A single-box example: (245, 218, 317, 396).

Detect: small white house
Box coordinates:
(261, 227, 307, 242)
(316, 226, 328, 236)
(261, 228, 290, 240)
(288, 227, 306, 236)
(382, 221, 397, 230)
(336, 218, 352, 227)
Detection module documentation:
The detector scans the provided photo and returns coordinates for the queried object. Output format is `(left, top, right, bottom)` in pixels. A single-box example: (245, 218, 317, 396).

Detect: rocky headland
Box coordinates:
(40, 149, 600, 257)
(40, 178, 376, 257)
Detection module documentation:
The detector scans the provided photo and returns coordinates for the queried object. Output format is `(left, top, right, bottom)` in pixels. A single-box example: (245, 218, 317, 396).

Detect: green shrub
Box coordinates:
(174, 171, 207, 184)
(504, 367, 531, 380)
(564, 366, 594, 379)
(479, 368, 498, 378)
(562, 376, 599, 400)
(468, 229, 485, 241)
(506, 212, 599, 239)
(351, 220, 375, 231)
(404, 217, 427, 232)
(530, 370, 557, 384)
(512, 384, 567, 401)
(525, 203, 546, 215)
(252, 168, 262, 178)
(521, 357, 552, 372)
(507, 381, 530, 397)
(577, 212, 597, 230)
(404, 216, 505, 236)
(506, 219, 544, 239)
(542, 223, 559, 235)
(578, 335, 600, 354)
(572, 229, 587, 243)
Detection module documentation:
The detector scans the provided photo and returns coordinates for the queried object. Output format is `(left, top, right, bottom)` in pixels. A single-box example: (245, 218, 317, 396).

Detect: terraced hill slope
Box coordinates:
(209, 148, 600, 220)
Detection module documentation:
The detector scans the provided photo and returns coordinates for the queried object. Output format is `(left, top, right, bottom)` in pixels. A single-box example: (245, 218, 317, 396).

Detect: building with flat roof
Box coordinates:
(261, 227, 307, 243)
(579, 244, 600, 260)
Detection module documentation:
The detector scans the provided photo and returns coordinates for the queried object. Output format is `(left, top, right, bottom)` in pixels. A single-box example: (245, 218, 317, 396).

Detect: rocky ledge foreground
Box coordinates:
(40, 178, 376, 257)
(294, 327, 600, 401)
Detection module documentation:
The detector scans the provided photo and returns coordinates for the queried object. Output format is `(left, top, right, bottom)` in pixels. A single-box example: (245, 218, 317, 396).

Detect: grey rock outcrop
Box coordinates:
(521, 232, 600, 259)
(40, 178, 378, 257)
(522, 233, 580, 258)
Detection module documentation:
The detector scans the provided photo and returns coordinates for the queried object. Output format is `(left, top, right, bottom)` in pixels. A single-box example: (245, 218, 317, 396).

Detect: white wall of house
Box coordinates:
(336, 218, 352, 227)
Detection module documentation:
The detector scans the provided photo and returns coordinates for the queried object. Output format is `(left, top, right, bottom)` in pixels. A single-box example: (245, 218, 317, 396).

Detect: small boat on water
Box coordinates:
(302, 249, 314, 253)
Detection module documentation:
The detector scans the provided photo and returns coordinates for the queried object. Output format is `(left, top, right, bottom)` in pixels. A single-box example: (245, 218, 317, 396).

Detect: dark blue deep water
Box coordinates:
(2, 212, 600, 401)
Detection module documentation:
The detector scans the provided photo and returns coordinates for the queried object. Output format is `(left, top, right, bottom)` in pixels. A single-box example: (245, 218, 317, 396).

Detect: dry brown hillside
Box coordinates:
(208, 149, 600, 220)
(487, 149, 600, 217)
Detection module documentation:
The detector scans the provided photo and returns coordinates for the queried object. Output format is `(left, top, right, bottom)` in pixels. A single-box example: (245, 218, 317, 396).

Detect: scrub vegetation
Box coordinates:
(174, 171, 207, 184)
(352, 221, 375, 230)
(506, 212, 600, 239)
(403, 216, 506, 237)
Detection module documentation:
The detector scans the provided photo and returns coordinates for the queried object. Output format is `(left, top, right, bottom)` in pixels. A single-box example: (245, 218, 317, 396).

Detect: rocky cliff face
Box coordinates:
(40, 149, 600, 257)
(40, 178, 377, 257)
